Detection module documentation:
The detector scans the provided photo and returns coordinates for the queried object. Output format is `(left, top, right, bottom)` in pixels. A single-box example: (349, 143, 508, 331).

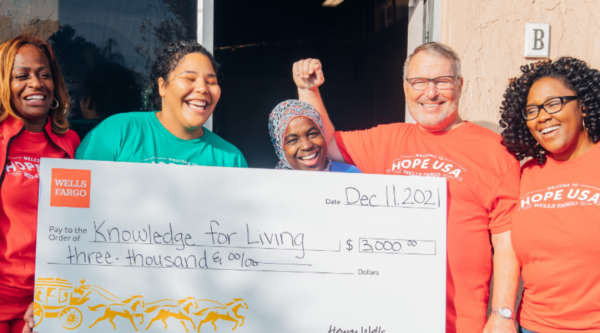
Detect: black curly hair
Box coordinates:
(147, 40, 220, 110)
(499, 57, 600, 165)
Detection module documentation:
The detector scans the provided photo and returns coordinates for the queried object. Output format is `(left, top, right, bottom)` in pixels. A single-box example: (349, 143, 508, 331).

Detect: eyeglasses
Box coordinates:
(522, 96, 579, 120)
(405, 76, 459, 91)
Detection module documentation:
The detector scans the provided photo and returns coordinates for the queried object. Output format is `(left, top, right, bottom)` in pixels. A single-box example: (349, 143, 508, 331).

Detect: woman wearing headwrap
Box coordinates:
(269, 100, 360, 172)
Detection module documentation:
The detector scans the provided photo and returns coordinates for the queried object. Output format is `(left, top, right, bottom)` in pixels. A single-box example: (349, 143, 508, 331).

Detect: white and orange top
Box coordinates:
(513, 143, 600, 332)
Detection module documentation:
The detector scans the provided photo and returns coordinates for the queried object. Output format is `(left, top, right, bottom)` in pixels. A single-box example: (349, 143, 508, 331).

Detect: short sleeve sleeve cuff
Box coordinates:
(334, 131, 355, 165)
(488, 162, 521, 234)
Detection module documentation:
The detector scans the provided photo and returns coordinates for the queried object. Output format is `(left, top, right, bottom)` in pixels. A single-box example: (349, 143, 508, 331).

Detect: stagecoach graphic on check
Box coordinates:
(33, 278, 249, 331)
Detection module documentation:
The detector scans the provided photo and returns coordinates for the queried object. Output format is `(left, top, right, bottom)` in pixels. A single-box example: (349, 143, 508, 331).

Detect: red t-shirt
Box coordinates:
(513, 144, 600, 332)
(0, 130, 68, 300)
(336, 122, 520, 333)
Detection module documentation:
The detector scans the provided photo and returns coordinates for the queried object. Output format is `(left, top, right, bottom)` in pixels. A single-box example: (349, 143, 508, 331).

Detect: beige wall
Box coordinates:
(440, 0, 600, 133)
(0, 1, 59, 44)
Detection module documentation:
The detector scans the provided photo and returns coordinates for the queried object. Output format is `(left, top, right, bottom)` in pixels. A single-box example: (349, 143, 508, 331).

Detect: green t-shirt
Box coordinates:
(75, 112, 247, 167)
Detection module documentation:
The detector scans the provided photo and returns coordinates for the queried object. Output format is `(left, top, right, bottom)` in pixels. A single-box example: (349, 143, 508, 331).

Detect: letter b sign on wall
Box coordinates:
(525, 23, 550, 58)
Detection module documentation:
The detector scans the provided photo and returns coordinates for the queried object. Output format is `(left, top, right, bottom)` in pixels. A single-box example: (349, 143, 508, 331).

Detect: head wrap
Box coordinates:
(268, 99, 332, 171)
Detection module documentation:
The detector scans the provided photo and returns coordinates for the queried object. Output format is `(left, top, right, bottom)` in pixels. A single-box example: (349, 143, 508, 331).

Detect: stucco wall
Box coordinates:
(440, 0, 600, 133)
(0, 0, 59, 43)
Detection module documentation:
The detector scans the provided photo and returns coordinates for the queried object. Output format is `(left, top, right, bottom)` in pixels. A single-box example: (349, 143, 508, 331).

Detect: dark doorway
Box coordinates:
(213, 0, 409, 168)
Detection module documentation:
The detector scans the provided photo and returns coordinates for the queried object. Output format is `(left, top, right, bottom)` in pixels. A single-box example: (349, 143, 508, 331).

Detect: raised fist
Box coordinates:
(293, 58, 325, 91)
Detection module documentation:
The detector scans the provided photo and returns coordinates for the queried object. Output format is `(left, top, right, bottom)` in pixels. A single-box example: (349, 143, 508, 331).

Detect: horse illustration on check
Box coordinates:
(143, 297, 199, 332)
(88, 295, 146, 330)
(33, 277, 249, 331)
(194, 299, 249, 332)
(86, 296, 248, 332)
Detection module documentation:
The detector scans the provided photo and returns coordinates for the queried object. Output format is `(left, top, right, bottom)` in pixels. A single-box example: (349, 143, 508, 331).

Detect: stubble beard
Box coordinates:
(409, 102, 459, 130)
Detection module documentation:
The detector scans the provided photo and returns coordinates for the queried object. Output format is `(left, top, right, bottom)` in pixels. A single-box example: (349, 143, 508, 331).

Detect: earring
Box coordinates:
(50, 98, 59, 109)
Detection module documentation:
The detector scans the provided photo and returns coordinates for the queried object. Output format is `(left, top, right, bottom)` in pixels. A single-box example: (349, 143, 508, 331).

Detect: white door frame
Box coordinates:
(405, 0, 442, 123)
(197, 0, 214, 131)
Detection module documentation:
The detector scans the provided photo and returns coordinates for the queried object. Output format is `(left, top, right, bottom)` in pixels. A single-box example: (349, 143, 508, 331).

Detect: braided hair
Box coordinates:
(499, 57, 600, 165)
(147, 40, 220, 110)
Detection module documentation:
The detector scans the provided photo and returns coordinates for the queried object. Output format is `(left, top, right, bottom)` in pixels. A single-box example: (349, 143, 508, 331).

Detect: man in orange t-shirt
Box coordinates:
(293, 42, 520, 333)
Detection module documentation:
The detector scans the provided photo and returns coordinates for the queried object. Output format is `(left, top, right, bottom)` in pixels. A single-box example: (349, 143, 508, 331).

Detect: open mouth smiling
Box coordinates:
(186, 100, 209, 111)
(25, 94, 46, 101)
(419, 102, 445, 109)
(297, 148, 322, 167)
(23, 94, 47, 105)
(299, 152, 318, 161)
(540, 125, 560, 135)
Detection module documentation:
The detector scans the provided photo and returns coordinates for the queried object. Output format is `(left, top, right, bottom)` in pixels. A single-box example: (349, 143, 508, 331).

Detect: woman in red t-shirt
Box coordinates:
(0, 35, 79, 333)
(499, 57, 600, 333)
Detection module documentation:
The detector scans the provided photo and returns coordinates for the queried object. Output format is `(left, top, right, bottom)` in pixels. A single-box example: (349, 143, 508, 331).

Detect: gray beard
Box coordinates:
(411, 109, 454, 128)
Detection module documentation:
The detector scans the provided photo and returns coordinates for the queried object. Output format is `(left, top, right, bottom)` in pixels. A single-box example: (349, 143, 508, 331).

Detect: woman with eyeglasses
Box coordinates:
(500, 57, 600, 333)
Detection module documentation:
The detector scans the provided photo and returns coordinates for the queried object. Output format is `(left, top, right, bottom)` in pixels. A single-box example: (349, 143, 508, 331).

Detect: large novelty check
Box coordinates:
(35, 159, 447, 333)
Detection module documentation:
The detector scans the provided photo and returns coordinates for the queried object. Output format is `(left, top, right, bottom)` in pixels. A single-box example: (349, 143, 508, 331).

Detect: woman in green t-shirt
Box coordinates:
(75, 41, 247, 168)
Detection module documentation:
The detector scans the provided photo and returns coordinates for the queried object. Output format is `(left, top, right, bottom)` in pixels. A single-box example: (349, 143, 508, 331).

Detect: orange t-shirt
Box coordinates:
(336, 122, 520, 333)
(0, 130, 68, 301)
(512, 144, 600, 333)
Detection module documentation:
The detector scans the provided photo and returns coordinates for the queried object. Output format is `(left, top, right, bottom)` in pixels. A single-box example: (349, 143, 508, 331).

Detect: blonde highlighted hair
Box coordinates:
(0, 34, 70, 134)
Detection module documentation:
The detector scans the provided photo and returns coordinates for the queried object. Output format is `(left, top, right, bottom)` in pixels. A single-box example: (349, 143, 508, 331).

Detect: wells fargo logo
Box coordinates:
(50, 169, 91, 208)
(33, 278, 248, 331)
